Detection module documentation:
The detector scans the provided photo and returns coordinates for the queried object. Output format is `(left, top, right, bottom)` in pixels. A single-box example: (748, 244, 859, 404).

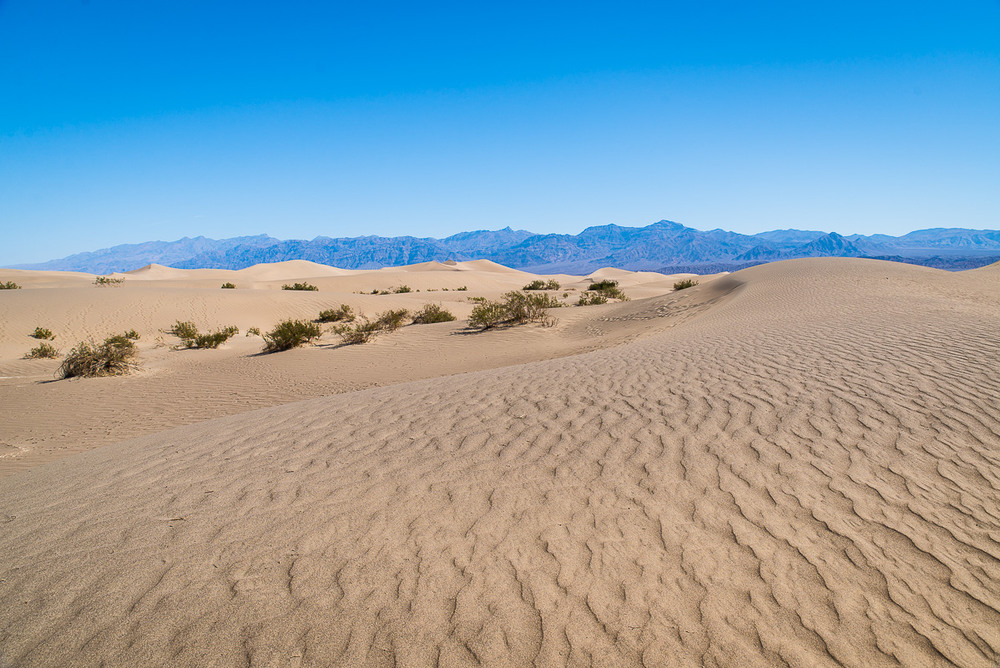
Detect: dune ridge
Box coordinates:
(0, 258, 998, 666)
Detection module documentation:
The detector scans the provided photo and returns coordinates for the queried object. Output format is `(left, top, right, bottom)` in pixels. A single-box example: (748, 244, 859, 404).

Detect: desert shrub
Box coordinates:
(31, 327, 55, 340)
(123, 329, 140, 340)
(376, 309, 410, 332)
(456, 286, 467, 291)
(577, 291, 609, 306)
(467, 296, 487, 303)
(318, 304, 355, 323)
(586, 279, 628, 301)
(246, 327, 261, 337)
(262, 319, 322, 352)
(0, 281, 21, 290)
(282, 282, 318, 291)
(468, 301, 509, 330)
(393, 285, 412, 294)
(673, 279, 698, 290)
(336, 318, 383, 345)
(94, 275, 125, 286)
(523, 279, 547, 290)
(168, 321, 236, 349)
(25, 342, 59, 359)
(468, 291, 561, 330)
(59, 334, 138, 378)
(221, 282, 236, 289)
(412, 303, 456, 324)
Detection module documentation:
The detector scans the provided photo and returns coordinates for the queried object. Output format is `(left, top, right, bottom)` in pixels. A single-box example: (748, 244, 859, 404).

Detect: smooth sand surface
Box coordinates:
(0, 258, 998, 666)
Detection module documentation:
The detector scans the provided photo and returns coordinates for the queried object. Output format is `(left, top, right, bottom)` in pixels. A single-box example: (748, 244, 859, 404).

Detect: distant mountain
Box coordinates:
(8, 221, 1000, 274)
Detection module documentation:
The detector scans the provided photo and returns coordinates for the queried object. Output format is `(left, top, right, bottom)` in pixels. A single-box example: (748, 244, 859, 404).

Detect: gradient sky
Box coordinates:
(2, 1, 998, 265)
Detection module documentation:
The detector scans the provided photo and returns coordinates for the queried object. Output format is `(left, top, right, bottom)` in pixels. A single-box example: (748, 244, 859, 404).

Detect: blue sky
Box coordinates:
(2, 1, 998, 265)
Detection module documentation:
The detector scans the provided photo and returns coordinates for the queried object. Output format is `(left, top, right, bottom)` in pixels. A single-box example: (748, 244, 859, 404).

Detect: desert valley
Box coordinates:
(0, 256, 998, 666)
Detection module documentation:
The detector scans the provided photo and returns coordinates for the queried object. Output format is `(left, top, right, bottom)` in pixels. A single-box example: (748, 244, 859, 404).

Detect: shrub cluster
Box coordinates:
(262, 319, 323, 352)
(375, 309, 409, 332)
(586, 279, 628, 301)
(59, 332, 139, 378)
(468, 291, 562, 330)
(169, 321, 238, 349)
(282, 282, 318, 291)
(523, 279, 561, 291)
(334, 308, 418, 344)
(221, 282, 236, 289)
(94, 275, 125, 286)
(0, 281, 21, 290)
(577, 291, 608, 306)
(25, 342, 59, 359)
(31, 327, 55, 340)
(411, 303, 456, 324)
(393, 285, 412, 294)
(673, 279, 698, 290)
(317, 304, 355, 323)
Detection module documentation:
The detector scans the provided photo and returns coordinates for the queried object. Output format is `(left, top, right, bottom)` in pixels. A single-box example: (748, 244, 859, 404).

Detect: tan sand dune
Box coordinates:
(236, 259, 355, 281)
(1, 257, 999, 666)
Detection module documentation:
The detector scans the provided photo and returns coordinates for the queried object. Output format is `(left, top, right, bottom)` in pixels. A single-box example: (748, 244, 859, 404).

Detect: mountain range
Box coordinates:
(9, 221, 1000, 274)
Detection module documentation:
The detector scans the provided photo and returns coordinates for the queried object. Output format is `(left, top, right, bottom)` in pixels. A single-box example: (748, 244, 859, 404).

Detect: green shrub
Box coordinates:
(59, 334, 138, 378)
(412, 303, 456, 324)
(246, 326, 261, 337)
(673, 279, 698, 290)
(577, 291, 608, 306)
(318, 304, 355, 323)
(468, 291, 561, 330)
(25, 342, 59, 359)
(221, 282, 236, 289)
(282, 282, 318, 291)
(262, 319, 322, 352)
(31, 327, 55, 340)
(376, 309, 410, 332)
(168, 321, 236, 349)
(523, 279, 547, 290)
(94, 275, 125, 286)
(123, 329, 140, 340)
(393, 285, 412, 294)
(585, 279, 628, 301)
(456, 286, 468, 291)
(0, 281, 21, 290)
(336, 318, 383, 345)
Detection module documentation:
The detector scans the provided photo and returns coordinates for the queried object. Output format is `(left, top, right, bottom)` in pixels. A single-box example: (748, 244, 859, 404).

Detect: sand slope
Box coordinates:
(0, 258, 998, 666)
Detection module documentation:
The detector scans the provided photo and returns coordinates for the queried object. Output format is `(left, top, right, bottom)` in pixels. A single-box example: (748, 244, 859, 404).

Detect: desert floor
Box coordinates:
(0, 257, 998, 667)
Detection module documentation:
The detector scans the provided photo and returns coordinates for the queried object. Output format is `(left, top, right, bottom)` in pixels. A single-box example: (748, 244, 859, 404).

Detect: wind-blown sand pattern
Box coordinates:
(0, 258, 998, 666)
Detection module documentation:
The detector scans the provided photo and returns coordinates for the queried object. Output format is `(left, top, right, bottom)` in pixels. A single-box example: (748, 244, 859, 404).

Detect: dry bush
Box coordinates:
(221, 282, 236, 289)
(318, 304, 355, 323)
(577, 291, 608, 306)
(376, 309, 410, 332)
(59, 334, 138, 378)
(673, 279, 698, 290)
(25, 342, 59, 359)
(336, 318, 383, 345)
(411, 303, 456, 324)
(31, 327, 55, 340)
(282, 282, 318, 291)
(262, 319, 322, 352)
(0, 281, 21, 290)
(468, 291, 561, 330)
(168, 321, 237, 349)
(94, 275, 125, 287)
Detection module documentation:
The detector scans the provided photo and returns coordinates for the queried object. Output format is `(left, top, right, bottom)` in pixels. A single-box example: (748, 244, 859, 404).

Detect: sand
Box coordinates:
(0, 257, 998, 666)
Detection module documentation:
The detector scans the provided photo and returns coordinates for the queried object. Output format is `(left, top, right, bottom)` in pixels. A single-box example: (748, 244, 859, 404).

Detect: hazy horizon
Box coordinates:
(2, 1, 998, 265)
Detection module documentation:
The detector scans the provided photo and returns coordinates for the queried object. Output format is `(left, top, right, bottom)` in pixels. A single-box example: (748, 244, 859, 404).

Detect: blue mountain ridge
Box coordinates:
(8, 221, 1000, 274)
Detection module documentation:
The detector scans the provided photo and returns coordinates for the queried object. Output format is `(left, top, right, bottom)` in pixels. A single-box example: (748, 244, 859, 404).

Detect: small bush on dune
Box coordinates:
(456, 286, 467, 291)
(31, 327, 55, 340)
(246, 326, 261, 337)
(282, 282, 318, 291)
(262, 319, 322, 352)
(1, 281, 21, 290)
(59, 333, 138, 378)
(25, 342, 59, 359)
(336, 318, 383, 345)
(585, 279, 628, 301)
(468, 291, 562, 330)
(376, 309, 410, 332)
(318, 304, 355, 323)
(577, 291, 608, 306)
(221, 282, 236, 289)
(94, 275, 125, 287)
(412, 303, 456, 324)
(168, 321, 237, 349)
(673, 279, 698, 290)
(523, 279, 546, 290)
(393, 285, 412, 294)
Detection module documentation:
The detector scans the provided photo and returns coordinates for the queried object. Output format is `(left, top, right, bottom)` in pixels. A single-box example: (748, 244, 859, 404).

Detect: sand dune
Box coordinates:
(1, 258, 998, 666)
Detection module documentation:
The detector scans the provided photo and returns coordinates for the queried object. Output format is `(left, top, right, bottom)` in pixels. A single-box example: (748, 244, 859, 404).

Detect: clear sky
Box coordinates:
(2, 1, 998, 265)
